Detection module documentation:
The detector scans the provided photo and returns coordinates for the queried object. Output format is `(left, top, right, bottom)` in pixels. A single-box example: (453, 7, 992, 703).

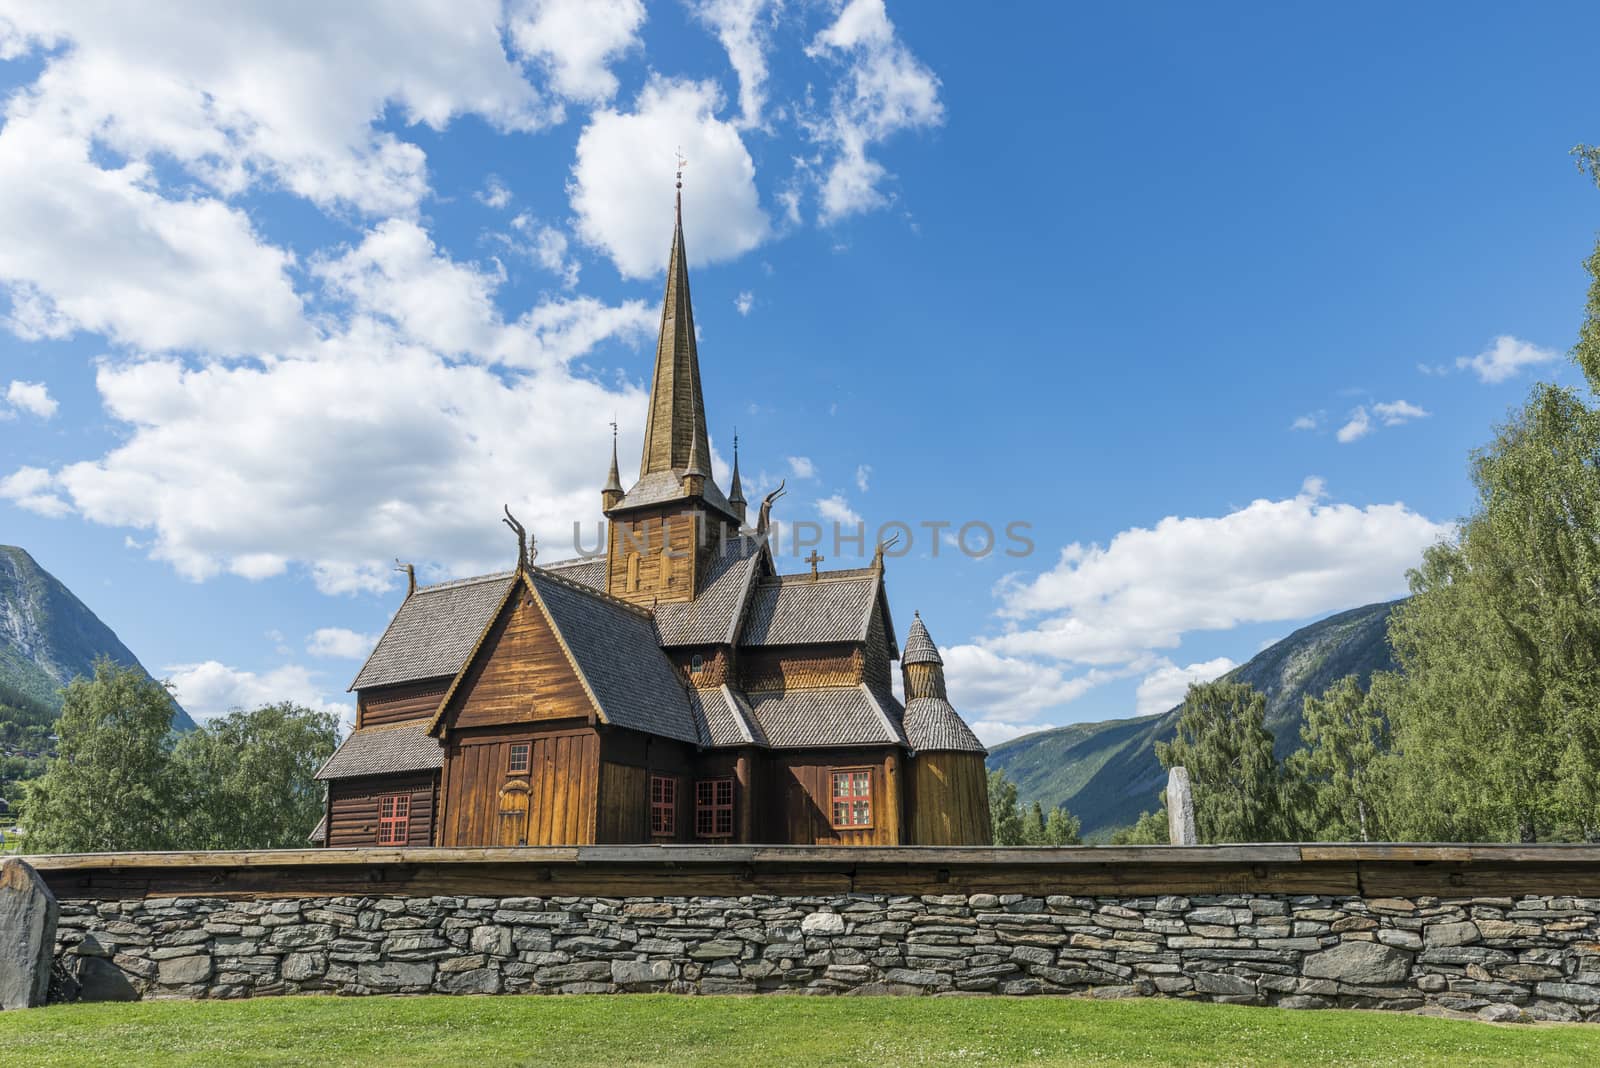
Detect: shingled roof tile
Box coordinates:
(903, 697, 986, 754)
(746, 684, 906, 749)
(314, 721, 443, 780)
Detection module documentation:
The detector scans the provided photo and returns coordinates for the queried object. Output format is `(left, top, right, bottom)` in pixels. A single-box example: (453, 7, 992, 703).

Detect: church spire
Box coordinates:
(728, 430, 747, 524)
(601, 420, 623, 511)
(638, 167, 712, 480)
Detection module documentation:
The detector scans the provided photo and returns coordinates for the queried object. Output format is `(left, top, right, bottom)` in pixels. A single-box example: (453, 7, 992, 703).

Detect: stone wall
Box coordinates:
(51, 890, 1600, 1022)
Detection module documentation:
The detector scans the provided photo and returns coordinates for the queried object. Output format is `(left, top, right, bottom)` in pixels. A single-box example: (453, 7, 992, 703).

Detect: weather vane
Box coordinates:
(675, 147, 687, 191)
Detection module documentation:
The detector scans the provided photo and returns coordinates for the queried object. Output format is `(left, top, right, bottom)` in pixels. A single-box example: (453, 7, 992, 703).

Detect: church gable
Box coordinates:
(435, 576, 596, 734)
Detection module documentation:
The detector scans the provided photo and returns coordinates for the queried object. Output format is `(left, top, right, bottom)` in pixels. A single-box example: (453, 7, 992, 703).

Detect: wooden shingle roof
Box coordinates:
(903, 697, 986, 754)
(654, 534, 764, 646)
(314, 721, 443, 780)
(745, 684, 905, 749)
(741, 570, 896, 651)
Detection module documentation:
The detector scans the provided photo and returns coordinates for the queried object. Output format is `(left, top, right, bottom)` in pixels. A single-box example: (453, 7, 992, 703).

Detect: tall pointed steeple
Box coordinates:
(728, 430, 747, 524)
(639, 181, 712, 479)
(601, 420, 623, 511)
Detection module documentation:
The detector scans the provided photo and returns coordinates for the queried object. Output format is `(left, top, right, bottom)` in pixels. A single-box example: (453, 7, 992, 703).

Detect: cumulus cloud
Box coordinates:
(787, 456, 818, 479)
(507, 0, 645, 105)
(816, 493, 861, 526)
(689, 0, 780, 128)
(0, 466, 70, 517)
(164, 660, 353, 724)
(986, 477, 1448, 666)
(1290, 413, 1320, 431)
(1336, 407, 1372, 444)
(1133, 657, 1237, 716)
(476, 176, 513, 209)
(941, 643, 1120, 743)
(804, 0, 943, 223)
(855, 464, 871, 491)
(505, 214, 582, 288)
(306, 628, 378, 660)
(735, 290, 754, 315)
(570, 77, 769, 278)
(1372, 399, 1428, 425)
(1456, 335, 1558, 384)
(5, 380, 57, 419)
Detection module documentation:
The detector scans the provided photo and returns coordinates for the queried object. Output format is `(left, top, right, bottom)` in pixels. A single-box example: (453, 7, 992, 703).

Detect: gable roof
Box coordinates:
(349, 558, 604, 693)
(527, 568, 699, 744)
(654, 534, 765, 646)
(351, 572, 514, 690)
(745, 684, 906, 749)
(689, 684, 767, 748)
(903, 697, 985, 754)
(314, 720, 443, 780)
(741, 569, 897, 653)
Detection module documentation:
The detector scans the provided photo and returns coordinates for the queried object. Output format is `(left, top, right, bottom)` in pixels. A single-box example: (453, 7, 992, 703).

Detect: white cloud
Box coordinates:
(1336, 407, 1371, 444)
(505, 214, 582, 288)
(507, 0, 645, 105)
(164, 660, 353, 724)
(735, 290, 754, 316)
(306, 627, 378, 660)
(855, 464, 871, 492)
(804, 0, 943, 223)
(1290, 413, 1320, 431)
(787, 455, 818, 479)
(816, 493, 861, 526)
(1133, 657, 1237, 716)
(689, 0, 780, 129)
(1456, 335, 1557, 384)
(476, 176, 513, 209)
(6, 380, 57, 419)
(986, 477, 1448, 666)
(570, 77, 769, 279)
(0, 466, 70, 517)
(1372, 399, 1428, 426)
(942, 643, 1117, 742)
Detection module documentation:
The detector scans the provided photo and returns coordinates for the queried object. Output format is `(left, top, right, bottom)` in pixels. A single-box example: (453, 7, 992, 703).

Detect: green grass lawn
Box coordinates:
(0, 995, 1596, 1067)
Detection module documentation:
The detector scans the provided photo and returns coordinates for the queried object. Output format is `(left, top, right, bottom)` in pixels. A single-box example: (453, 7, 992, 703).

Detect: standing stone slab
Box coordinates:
(1, 858, 59, 1009)
(1166, 767, 1198, 846)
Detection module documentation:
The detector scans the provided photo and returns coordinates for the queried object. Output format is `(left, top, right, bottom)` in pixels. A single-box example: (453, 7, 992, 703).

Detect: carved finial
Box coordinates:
(756, 479, 786, 537)
(394, 558, 416, 598)
(675, 147, 687, 191)
(872, 532, 901, 570)
(502, 505, 528, 572)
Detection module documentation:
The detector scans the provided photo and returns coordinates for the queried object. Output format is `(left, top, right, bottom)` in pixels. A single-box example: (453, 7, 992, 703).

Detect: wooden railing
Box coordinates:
(26, 843, 1600, 900)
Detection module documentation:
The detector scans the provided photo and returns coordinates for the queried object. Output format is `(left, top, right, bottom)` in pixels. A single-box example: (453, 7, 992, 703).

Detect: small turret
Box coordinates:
(902, 611, 947, 701)
(728, 431, 747, 525)
(602, 422, 624, 512)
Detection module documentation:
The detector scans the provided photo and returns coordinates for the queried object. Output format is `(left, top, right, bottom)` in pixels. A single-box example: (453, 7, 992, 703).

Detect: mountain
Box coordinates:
(0, 545, 194, 729)
(986, 599, 1400, 839)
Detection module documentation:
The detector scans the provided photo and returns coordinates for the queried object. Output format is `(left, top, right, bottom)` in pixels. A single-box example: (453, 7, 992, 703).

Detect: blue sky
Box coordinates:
(1, 1, 1596, 742)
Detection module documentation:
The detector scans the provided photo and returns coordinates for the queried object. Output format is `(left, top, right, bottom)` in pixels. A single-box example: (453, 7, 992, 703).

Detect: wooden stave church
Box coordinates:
(311, 193, 991, 849)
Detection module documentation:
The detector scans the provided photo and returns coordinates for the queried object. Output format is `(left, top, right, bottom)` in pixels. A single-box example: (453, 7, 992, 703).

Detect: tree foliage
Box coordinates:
(987, 769, 1081, 845)
(173, 703, 340, 849)
(1109, 806, 1169, 845)
(1155, 680, 1284, 843)
(22, 659, 179, 853)
(1284, 675, 1389, 841)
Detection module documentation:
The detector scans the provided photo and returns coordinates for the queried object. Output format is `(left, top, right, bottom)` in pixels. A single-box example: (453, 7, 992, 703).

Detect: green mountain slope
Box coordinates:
(987, 600, 1400, 838)
(0, 545, 194, 729)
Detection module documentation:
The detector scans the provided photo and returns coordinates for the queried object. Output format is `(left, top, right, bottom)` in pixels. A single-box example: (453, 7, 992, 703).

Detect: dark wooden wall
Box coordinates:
(596, 728, 696, 843)
(443, 588, 594, 732)
(740, 644, 862, 692)
(357, 679, 449, 728)
(666, 646, 731, 689)
(438, 724, 599, 846)
(762, 748, 903, 845)
(605, 507, 701, 606)
(326, 772, 438, 847)
(909, 752, 992, 846)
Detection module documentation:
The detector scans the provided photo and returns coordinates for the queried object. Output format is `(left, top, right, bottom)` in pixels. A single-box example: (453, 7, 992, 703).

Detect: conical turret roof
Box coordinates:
(902, 611, 942, 666)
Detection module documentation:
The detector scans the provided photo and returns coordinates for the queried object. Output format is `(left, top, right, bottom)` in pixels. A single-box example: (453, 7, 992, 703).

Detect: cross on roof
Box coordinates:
(805, 549, 824, 579)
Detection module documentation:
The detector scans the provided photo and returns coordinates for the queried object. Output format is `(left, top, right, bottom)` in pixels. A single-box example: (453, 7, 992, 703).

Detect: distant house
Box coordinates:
(311, 194, 989, 849)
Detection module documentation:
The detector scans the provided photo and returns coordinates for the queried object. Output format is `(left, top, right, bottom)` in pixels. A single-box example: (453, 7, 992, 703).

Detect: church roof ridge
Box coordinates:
(527, 561, 654, 620)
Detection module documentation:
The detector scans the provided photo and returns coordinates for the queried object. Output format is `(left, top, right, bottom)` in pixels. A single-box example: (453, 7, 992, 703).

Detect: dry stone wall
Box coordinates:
(49, 890, 1600, 1022)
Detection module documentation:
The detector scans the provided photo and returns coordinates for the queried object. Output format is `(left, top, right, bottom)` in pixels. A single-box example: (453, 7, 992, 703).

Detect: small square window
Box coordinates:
(830, 769, 872, 829)
(695, 778, 734, 838)
(508, 743, 531, 774)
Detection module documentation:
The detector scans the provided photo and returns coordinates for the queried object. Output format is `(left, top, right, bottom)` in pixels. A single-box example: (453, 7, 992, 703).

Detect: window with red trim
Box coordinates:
(508, 742, 530, 774)
(830, 769, 872, 829)
(695, 778, 734, 838)
(650, 774, 676, 836)
(377, 793, 411, 845)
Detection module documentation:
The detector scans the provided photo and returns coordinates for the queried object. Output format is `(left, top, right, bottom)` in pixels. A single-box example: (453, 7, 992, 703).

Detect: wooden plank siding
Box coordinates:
(764, 748, 903, 845)
(605, 508, 702, 606)
(909, 752, 991, 846)
(326, 773, 438, 848)
(438, 725, 599, 847)
(597, 728, 696, 843)
(442, 587, 595, 732)
(667, 646, 732, 689)
(740, 644, 863, 692)
(357, 679, 450, 728)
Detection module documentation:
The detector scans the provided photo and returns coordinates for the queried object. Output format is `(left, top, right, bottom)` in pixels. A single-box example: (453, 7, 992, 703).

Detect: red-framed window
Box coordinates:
(508, 742, 531, 774)
(830, 769, 872, 829)
(377, 793, 411, 845)
(695, 778, 735, 838)
(650, 774, 676, 836)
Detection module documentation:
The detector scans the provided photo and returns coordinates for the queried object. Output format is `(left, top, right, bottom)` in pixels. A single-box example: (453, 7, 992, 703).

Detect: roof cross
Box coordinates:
(805, 549, 824, 579)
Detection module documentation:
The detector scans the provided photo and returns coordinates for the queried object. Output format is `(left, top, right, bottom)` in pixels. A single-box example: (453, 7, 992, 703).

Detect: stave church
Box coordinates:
(312, 186, 991, 848)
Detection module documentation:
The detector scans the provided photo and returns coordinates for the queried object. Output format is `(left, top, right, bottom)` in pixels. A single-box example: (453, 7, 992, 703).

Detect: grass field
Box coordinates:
(0, 994, 1596, 1067)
